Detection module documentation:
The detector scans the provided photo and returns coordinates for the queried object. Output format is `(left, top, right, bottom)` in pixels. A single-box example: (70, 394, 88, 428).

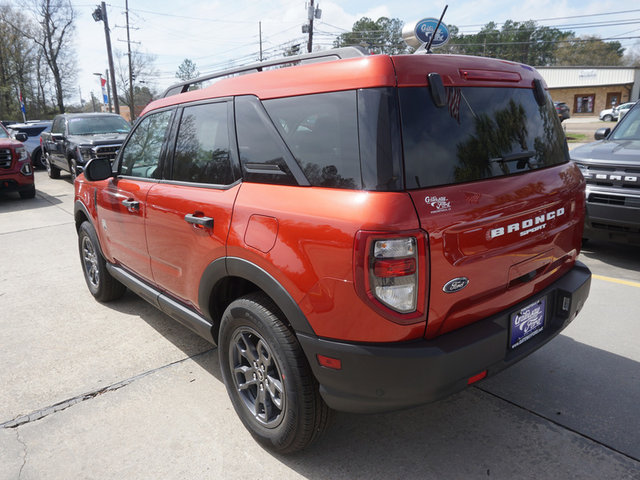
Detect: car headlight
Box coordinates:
(16, 146, 27, 162)
(77, 146, 94, 162)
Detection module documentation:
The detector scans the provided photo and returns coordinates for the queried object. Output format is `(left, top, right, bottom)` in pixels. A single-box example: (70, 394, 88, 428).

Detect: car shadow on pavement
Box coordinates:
(581, 239, 640, 274)
(108, 293, 639, 477)
(274, 335, 639, 478)
(0, 189, 64, 212)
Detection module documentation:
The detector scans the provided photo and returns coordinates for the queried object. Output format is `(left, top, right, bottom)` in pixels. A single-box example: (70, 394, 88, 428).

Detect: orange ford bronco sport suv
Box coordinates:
(74, 47, 591, 453)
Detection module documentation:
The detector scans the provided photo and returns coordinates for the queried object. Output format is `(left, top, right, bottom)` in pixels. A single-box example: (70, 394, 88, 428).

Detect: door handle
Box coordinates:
(121, 198, 140, 212)
(185, 213, 213, 229)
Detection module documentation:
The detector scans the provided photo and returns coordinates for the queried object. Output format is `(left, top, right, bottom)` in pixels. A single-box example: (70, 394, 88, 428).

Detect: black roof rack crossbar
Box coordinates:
(161, 46, 369, 98)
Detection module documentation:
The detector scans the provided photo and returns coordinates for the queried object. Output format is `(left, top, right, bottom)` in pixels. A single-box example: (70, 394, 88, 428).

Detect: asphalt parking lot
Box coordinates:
(1, 168, 639, 479)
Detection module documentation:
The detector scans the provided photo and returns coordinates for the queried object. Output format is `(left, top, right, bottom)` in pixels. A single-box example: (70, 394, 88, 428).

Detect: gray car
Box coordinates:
(571, 101, 640, 244)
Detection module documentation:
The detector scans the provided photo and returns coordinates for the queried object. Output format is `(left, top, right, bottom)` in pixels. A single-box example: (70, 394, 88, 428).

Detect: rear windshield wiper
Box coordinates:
(490, 151, 536, 169)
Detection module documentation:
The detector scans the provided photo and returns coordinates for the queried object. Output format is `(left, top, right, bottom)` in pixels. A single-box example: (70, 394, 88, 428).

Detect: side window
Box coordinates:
(172, 102, 233, 185)
(235, 96, 299, 186)
(51, 118, 65, 135)
(120, 110, 173, 179)
(264, 91, 361, 189)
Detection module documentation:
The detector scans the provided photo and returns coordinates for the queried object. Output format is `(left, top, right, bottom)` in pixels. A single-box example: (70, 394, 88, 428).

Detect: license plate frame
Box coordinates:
(509, 297, 546, 349)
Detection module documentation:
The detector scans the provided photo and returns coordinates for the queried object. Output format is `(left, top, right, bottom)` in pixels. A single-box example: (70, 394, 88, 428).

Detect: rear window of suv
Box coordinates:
(399, 87, 569, 189)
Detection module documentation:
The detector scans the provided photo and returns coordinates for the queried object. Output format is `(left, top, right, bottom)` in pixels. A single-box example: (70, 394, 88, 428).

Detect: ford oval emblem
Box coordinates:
(443, 277, 469, 293)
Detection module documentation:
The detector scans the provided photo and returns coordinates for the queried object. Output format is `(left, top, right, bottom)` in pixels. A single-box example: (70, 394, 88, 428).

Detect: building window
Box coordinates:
(574, 94, 595, 114)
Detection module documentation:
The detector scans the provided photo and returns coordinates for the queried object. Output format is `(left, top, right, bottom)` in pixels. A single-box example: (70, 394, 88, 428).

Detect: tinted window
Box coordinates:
(51, 118, 65, 134)
(68, 116, 130, 135)
(120, 110, 172, 179)
(611, 105, 640, 140)
(235, 96, 298, 186)
(172, 103, 233, 185)
(357, 88, 403, 191)
(399, 87, 569, 189)
(264, 91, 361, 189)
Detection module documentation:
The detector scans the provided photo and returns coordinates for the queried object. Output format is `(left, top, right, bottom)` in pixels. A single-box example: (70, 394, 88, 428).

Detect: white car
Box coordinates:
(599, 102, 636, 122)
(617, 101, 636, 120)
(599, 106, 617, 121)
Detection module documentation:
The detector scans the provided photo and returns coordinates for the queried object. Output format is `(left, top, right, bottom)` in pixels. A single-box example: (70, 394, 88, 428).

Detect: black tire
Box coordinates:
(69, 158, 78, 182)
(32, 148, 44, 169)
(45, 151, 60, 179)
(78, 221, 126, 302)
(19, 184, 36, 199)
(219, 292, 331, 453)
(603, 114, 613, 122)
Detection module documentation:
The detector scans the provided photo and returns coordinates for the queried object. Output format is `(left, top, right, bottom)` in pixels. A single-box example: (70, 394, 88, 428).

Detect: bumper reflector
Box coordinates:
(467, 370, 487, 385)
(317, 354, 342, 370)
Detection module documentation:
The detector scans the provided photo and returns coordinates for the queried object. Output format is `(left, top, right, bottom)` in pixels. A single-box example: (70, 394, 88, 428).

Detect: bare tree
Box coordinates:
(116, 49, 157, 114)
(18, 0, 77, 113)
(0, 5, 36, 118)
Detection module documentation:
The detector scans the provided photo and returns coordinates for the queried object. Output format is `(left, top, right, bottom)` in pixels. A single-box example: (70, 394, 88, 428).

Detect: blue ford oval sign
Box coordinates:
(415, 18, 450, 48)
(443, 277, 469, 293)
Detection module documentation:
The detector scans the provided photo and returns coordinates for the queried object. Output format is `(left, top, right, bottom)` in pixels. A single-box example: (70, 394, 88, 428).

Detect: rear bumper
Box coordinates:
(299, 261, 591, 414)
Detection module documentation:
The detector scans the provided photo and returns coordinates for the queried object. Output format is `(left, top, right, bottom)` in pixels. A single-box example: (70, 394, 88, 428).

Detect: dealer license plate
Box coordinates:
(509, 297, 546, 349)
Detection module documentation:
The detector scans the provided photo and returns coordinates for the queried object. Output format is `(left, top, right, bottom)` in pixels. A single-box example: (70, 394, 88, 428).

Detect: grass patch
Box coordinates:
(565, 132, 588, 143)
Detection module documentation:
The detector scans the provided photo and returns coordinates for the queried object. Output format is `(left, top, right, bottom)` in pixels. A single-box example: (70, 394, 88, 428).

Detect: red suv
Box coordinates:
(75, 47, 591, 453)
(0, 123, 35, 199)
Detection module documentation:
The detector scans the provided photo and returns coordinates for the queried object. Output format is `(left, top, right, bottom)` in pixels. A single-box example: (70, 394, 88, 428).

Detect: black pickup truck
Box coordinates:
(41, 113, 130, 181)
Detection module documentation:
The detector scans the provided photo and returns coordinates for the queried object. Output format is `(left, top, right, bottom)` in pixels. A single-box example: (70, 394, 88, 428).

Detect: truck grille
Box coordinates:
(589, 192, 640, 208)
(94, 145, 120, 161)
(0, 149, 12, 168)
(576, 162, 640, 190)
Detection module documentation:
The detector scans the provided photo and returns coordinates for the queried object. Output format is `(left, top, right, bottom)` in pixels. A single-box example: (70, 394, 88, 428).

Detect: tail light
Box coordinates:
(354, 230, 428, 325)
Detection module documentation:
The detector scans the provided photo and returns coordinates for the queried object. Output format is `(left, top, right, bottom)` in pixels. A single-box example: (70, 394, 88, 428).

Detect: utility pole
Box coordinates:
(125, 0, 135, 122)
(307, 0, 314, 53)
(259, 22, 263, 61)
(93, 2, 119, 114)
(105, 69, 112, 112)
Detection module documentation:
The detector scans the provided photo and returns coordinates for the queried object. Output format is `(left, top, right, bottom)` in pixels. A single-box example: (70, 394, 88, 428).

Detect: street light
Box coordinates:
(92, 2, 119, 114)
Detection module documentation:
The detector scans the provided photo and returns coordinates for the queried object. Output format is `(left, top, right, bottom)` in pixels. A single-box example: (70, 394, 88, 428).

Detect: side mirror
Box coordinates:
(14, 132, 28, 142)
(51, 133, 64, 141)
(594, 128, 610, 140)
(84, 158, 113, 182)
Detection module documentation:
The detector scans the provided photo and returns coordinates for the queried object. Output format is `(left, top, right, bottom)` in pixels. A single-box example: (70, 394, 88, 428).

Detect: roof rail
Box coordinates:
(160, 46, 369, 98)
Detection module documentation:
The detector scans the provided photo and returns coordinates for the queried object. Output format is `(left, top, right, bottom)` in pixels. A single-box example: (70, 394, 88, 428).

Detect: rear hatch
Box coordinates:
(391, 55, 586, 339)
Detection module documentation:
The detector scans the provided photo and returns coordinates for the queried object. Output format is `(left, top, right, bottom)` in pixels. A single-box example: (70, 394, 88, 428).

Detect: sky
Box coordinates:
(17, 0, 640, 107)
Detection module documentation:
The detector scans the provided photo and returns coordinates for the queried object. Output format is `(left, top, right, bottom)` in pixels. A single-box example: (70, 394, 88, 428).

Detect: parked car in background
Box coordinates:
(616, 101, 636, 121)
(571, 101, 640, 244)
(7, 120, 52, 169)
(554, 101, 570, 121)
(40, 113, 130, 181)
(599, 101, 636, 122)
(599, 106, 617, 122)
(0, 122, 35, 199)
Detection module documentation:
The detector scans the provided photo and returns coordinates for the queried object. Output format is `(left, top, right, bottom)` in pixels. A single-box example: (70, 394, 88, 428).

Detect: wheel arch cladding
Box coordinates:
(198, 257, 316, 340)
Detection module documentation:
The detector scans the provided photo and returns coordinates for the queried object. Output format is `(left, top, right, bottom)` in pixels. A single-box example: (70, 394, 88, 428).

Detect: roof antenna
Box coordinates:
(426, 5, 448, 54)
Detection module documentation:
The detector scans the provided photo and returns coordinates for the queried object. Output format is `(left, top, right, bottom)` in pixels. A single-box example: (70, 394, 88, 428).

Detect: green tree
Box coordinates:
(554, 35, 625, 66)
(443, 20, 570, 66)
(334, 17, 410, 54)
(176, 58, 199, 81)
